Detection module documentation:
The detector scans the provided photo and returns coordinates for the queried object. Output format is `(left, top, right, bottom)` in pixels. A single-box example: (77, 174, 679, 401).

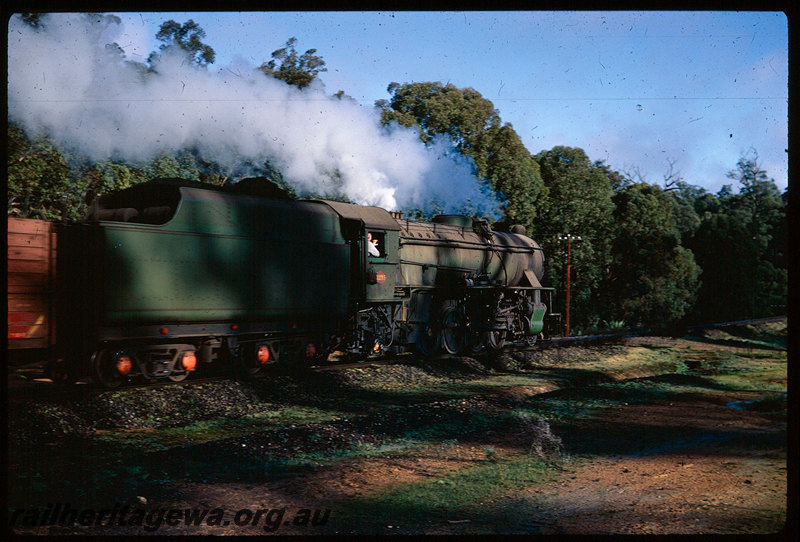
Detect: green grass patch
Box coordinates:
(685, 350, 787, 392)
(692, 321, 787, 350)
(518, 396, 609, 422)
(427, 373, 568, 396)
(559, 345, 690, 377)
(92, 406, 353, 451)
(328, 452, 559, 534)
(707, 371, 787, 392)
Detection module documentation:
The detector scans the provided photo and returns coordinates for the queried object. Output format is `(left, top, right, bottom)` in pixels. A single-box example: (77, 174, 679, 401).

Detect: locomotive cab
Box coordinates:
(313, 200, 402, 356)
(316, 200, 401, 304)
(362, 227, 399, 303)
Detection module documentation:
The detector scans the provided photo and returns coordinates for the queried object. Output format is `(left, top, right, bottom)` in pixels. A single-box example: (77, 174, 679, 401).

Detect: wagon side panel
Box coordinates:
(7, 217, 55, 354)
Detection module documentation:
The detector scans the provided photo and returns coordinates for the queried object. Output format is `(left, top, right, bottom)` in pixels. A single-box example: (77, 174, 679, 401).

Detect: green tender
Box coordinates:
(99, 187, 350, 325)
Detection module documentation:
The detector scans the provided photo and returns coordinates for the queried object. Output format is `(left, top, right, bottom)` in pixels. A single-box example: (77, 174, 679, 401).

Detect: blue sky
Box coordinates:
(71, 11, 794, 193)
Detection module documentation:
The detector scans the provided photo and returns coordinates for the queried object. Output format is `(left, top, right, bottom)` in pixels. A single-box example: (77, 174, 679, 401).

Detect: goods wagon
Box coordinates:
(7, 217, 56, 363)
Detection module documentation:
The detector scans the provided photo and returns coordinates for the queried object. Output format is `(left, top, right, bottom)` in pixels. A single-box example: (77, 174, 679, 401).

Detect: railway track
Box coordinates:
(684, 315, 786, 331)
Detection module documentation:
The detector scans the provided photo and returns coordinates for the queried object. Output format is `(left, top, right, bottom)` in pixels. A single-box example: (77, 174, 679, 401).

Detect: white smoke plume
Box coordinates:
(7, 13, 503, 216)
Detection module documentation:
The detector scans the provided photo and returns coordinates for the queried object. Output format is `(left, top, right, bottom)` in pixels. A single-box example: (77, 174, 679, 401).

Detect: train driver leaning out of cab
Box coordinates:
(367, 232, 380, 257)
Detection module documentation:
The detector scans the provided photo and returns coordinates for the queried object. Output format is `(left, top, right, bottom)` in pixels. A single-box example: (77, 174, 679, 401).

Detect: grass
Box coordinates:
(93, 406, 352, 451)
(691, 321, 787, 350)
(328, 452, 559, 534)
(683, 349, 787, 392)
(562, 345, 690, 376)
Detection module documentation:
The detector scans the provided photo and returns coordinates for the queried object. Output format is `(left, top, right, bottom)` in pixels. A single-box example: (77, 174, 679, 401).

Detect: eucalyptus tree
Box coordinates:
(152, 19, 216, 67)
(532, 146, 616, 330)
(608, 183, 700, 327)
(377, 81, 543, 228)
(688, 152, 787, 319)
(7, 123, 77, 220)
(259, 37, 327, 89)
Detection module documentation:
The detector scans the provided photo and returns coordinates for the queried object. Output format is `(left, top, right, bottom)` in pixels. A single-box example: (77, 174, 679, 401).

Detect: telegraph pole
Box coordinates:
(559, 234, 581, 337)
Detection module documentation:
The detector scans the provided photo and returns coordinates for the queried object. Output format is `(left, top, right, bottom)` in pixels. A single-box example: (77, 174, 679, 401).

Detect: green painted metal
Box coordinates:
(397, 219, 545, 289)
(365, 230, 400, 302)
(528, 305, 546, 335)
(98, 187, 349, 326)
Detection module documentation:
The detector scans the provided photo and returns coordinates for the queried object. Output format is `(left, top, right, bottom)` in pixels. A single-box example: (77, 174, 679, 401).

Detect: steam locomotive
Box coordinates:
(7, 178, 556, 387)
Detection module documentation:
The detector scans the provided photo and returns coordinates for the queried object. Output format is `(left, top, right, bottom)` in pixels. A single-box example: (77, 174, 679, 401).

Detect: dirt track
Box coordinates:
(507, 393, 787, 535)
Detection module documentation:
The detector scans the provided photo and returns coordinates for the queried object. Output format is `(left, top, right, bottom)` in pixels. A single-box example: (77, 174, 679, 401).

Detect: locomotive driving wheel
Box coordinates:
(486, 329, 507, 351)
(440, 306, 466, 355)
(416, 322, 441, 358)
(465, 325, 484, 354)
(522, 316, 539, 347)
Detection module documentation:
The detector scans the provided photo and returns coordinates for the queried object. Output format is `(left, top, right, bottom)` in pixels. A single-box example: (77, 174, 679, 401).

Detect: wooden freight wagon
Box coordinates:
(7, 217, 56, 362)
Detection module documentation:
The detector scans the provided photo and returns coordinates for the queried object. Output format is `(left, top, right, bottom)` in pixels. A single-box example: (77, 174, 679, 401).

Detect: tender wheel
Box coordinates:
(416, 322, 441, 358)
(93, 350, 132, 388)
(239, 343, 276, 377)
(168, 350, 197, 382)
(440, 306, 465, 355)
(168, 372, 189, 382)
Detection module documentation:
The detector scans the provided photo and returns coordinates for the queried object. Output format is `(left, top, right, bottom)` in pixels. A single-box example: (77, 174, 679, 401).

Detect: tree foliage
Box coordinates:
(722, 152, 785, 254)
(153, 19, 216, 66)
(7, 123, 219, 220)
(377, 81, 543, 229)
(259, 37, 327, 89)
(690, 214, 756, 321)
(532, 146, 617, 329)
(7, 124, 77, 220)
(686, 152, 787, 320)
(608, 183, 700, 326)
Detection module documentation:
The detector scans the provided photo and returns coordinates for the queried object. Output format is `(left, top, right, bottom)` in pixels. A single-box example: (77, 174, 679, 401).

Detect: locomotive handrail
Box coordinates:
(467, 285, 555, 291)
(399, 238, 543, 252)
(399, 259, 477, 273)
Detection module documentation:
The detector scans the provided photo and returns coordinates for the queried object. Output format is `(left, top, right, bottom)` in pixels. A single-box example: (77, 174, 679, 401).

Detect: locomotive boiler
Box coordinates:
(7, 178, 556, 386)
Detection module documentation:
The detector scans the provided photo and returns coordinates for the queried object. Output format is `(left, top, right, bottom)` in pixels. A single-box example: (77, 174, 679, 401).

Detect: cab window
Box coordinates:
(367, 231, 385, 258)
